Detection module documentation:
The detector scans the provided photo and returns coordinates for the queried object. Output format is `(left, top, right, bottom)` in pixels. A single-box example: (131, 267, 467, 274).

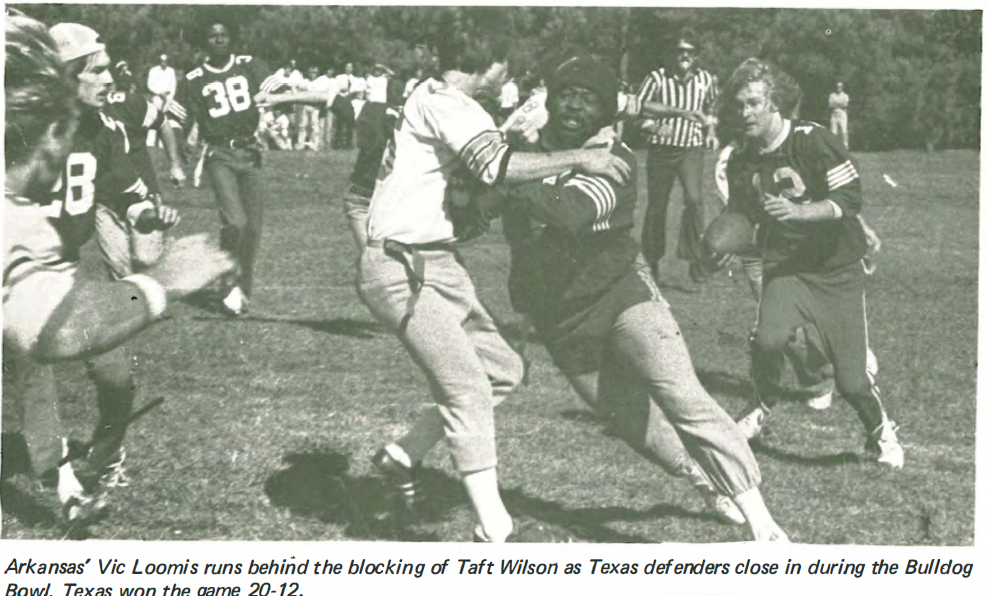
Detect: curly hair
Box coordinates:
(716, 58, 802, 142)
(5, 13, 78, 168)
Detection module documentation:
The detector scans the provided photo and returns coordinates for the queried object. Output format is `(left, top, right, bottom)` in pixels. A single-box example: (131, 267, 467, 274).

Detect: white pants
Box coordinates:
(94, 204, 164, 279)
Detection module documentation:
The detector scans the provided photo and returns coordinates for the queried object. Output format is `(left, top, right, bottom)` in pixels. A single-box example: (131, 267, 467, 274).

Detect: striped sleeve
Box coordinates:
(827, 160, 858, 191)
(259, 73, 286, 94)
(164, 99, 187, 123)
(422, 89, 511, 185)
(3, 198, 77, 356)
(811, 126, 861, 216)
(635, 72, 657, 106)
(703, 73, 719, 114)
(564, 174, 617, 231)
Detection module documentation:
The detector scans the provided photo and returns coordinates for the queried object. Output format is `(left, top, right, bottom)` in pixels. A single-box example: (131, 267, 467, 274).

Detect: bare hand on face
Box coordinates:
(576, 147, 631, 186)
(147, 234, 236, 299)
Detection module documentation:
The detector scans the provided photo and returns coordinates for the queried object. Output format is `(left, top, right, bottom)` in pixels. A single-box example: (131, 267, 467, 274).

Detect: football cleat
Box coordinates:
(805, 390, 834, 411)
(474, 519, 575, 543)
(221, 286, 248, 317)
(56, 440, 105, 524)
(703, 492, 746, 526)
(736, 405, 770, 440)
(866, 419, 904, 470)
(97, 448, 130, 489)
(371, 446, 422, 514)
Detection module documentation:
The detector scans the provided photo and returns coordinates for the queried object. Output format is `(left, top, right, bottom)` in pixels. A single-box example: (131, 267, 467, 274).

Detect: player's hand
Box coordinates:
(762, 193, 800, 222)
(148, 234, 236, 300)
(705, 133, 720, 152)
(254, 92, 271, 108)
(170, 164, 187, 188)
(575, 147, 631, 186)
(155, 205, 181, 229)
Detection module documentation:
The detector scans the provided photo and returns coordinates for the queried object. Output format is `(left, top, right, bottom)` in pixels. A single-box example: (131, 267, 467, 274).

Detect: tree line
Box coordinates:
(19, 4, 981, 152)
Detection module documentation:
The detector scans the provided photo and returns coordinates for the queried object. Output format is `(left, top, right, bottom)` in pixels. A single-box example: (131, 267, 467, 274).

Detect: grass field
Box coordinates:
(1, 147, 978, 544)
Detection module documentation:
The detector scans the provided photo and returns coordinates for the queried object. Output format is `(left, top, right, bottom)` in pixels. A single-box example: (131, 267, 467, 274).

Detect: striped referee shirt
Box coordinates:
(635, 67, 718, 148)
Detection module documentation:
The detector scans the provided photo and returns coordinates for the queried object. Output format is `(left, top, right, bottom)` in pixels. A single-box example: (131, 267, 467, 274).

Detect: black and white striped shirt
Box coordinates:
(636, 67, 718, 148)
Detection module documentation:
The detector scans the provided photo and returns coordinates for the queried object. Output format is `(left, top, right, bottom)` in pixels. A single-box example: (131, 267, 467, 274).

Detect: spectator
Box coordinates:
(147, 53, 177, 108)
(296, 66, 322, 150)
(498, 77, 519, 125)
(332, 62, 358, 148)
(829, 81, 850, 149)
(366, 63, 393, 104)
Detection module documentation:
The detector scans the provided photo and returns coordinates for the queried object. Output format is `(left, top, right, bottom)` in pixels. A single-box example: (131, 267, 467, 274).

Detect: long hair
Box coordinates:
(717, 58, 802, 142)
(5, 13, 78, 168)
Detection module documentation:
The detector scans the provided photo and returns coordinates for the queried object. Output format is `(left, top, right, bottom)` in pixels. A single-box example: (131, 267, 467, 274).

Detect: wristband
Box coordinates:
(123, 274, 168, 320)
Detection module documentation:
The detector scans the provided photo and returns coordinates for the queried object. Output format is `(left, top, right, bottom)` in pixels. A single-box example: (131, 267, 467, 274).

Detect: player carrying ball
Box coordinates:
(720, 58, 903, 469)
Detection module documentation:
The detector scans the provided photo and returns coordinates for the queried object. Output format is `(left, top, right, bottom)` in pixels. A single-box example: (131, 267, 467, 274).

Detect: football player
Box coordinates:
(174, 20, 286, 316)
(721, 59, 902, 469)
(474, 56, 786, 541)
(359, 8, 630, 543)
(4, 14, 234, 522)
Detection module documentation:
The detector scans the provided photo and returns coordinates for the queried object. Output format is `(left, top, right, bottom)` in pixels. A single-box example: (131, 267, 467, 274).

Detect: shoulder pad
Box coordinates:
(186, 68, 203, 80)
(236, 55, 253, 64)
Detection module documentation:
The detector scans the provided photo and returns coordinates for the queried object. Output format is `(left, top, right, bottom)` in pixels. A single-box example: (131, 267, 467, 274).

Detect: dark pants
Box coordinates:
(642, 145, 706, 271)
(751, 262, 885, 433)
(331, 97, 355, 150)
(205, 145, 264, 298)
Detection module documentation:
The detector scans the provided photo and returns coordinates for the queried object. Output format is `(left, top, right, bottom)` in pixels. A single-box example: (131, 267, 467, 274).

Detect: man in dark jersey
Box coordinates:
(175, 20, 284, 317)
(722, 59, 903, 469)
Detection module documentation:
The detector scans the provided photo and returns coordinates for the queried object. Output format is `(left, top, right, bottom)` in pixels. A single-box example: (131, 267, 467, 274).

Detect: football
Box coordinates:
(703, 211, 756, 255)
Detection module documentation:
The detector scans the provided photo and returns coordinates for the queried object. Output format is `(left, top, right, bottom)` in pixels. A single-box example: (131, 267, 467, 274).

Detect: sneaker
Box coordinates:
(474, 519, 575, 543)
(703, 492, 746, 526)
(371, 447, 422, 513)
(866, 419, 904, 470)
(55, 441, 105, 524)
(221, 286, 247, 317)
(97, 448, 130, 489)
(736, 405, 770, 440)
(805, 390, 834, 411)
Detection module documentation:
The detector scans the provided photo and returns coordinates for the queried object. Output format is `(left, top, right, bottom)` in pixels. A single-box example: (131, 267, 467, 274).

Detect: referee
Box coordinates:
(636, 29, 719, 288)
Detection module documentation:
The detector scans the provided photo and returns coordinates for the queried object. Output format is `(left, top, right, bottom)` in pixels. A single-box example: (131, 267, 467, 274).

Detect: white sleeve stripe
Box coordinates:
(829, 168, 858, 184)
(826, 161, 856, 177)
(829, 173, 858, 191)
(260, 75, 284, 93)
(827, 166, 856, 182)
(571, 174, 616, 206)
(124, 179, 149, 198)
(567, 177, 615, 224)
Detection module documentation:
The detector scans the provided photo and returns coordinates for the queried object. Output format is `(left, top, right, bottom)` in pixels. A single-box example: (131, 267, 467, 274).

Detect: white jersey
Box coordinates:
(3, 194, 78, 357)
(367, 78, 511, 245)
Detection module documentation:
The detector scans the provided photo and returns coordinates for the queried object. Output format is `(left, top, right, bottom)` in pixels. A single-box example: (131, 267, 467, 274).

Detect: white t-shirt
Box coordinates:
(367, 79, 511, 245)
(308, 75, 340, 107)
(499, 80, 519, 109)
(366, 75, 389, 103)
(147, 65, 177, 98)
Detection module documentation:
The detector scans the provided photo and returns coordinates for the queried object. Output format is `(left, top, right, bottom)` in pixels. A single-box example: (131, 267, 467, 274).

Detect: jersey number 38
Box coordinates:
(202, 75, 252, 118)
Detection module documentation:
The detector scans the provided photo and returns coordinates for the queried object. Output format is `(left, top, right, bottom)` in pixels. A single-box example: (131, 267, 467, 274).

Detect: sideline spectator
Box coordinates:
(828, 81, 850, 149)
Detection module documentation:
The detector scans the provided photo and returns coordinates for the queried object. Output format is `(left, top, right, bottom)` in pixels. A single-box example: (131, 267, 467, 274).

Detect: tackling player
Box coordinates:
(4, 14, 234, 522)
(175, 20, 285, 316)
(720, 59, 902, 469)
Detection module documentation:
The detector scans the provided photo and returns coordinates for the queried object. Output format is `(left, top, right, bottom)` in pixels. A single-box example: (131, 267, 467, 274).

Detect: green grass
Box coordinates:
(1, 147, 977, 544)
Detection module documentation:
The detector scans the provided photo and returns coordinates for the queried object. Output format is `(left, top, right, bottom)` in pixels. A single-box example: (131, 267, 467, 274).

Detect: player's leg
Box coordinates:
(358, 247, 515, 540)
(236, 150, 265, 303)
(81, 347, 135, 488)
(839, 112, 850, 149)
(206, 150, 250, 314)
(642, 148, 678, 278)
(814, 265, 902, 468)
(784, 323, 836, 409)
(738, 274, 812, 438)
(342, 185, 371, 249)
(93, 204, 135, 280)
(675, 146, 708, 281)
(612, 299, 785, 540)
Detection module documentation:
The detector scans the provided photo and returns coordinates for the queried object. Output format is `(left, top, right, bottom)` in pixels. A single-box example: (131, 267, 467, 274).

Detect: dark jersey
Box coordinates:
(103, 91, 165, 194)
(351, 103, 399, 191)
(502, 137, 648, 344)
(38, 111, 150, 262)
(726, 119, 867, 277)
(177, 55, 283, 144)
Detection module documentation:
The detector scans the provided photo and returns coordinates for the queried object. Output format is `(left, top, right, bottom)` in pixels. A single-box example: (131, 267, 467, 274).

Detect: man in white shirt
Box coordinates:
(296, 66, 323, 150)
(498, 77, 519, 124)
(311, 66, 340, 151)
(147, 53, 176, 108)
(366, 63, 392, 104)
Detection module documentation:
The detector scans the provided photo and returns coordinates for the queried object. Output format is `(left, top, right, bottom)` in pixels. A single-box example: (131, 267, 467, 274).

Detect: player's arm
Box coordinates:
(511, 172, 615, 233)
(763, 128, 862, 223)
(256, 90, 330, 107)
(702, 76, 719, 150)
(95, 125, 175, 232)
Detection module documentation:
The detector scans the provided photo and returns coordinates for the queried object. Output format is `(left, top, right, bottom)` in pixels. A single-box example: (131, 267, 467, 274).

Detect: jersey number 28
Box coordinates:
(202, 75, 252, 118)
(46, 152, 97, 218)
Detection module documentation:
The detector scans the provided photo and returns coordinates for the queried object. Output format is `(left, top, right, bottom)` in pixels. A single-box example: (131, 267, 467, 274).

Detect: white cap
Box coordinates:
(49, 23, 105, 63)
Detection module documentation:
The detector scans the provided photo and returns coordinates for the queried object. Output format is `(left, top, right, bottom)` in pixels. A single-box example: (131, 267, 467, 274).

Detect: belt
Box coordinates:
(368, 238, 456, 332)
(210, 136, 258, 150)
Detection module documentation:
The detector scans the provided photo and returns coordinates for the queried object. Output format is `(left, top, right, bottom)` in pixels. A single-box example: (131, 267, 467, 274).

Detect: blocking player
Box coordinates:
(175, 20, 285, 316)
(4, 14, 234, 521)
(720, 59, 902, 469)
(470, 56, 786, 540)
(360, 8, 631, 543)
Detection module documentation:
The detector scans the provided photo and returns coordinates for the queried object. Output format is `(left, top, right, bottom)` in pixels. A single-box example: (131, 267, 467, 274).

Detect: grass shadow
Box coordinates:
(750, 439, 862, 468)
